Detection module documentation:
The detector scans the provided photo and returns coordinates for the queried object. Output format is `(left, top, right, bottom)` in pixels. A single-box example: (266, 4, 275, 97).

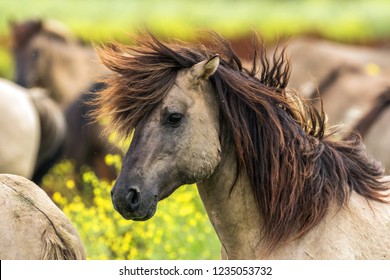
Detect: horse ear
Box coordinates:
(191, 55, 220, 80)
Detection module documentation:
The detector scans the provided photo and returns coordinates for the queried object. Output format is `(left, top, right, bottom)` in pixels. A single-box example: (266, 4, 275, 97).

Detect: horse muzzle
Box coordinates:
(111, 185, 157, 221)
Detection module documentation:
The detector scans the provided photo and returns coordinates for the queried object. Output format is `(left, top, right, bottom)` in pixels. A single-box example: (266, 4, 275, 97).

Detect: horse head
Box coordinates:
(111, 56, 221, 220)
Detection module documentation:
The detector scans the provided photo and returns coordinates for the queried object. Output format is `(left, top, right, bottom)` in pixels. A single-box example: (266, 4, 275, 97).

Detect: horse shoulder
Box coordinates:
(0, 174, 85, 259)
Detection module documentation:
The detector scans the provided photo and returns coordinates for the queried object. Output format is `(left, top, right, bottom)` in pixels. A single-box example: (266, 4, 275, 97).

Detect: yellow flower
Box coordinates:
(52, 192, 63, 204)
(365, 63, 381, 76)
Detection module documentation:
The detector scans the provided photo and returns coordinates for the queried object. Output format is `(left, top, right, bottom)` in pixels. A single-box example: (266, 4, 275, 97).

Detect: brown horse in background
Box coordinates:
(11, 18, 108, 108)
(285, 36, 390, 94)
(92, 33, 390, 259)
(284, 36, 390, 174)
(10, 19, 117, 182)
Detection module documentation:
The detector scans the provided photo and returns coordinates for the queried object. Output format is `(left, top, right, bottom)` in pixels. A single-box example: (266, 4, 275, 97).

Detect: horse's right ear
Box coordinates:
(191, 55, 220, 80)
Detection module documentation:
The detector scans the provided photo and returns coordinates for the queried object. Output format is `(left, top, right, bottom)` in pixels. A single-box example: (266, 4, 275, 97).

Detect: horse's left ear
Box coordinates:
(191, 55, 220, 80)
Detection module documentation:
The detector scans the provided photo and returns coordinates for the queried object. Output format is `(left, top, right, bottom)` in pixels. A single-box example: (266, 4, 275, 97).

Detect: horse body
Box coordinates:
(93, 33, 390, 259)
(312, 67, 390, 129)
(362, 101, 390, 173)
(284, 37, 390, 174)
(0, 174, 85, 259)
(29, 88, 67, 183)
(0, 78, 40, 178)
(302, 65, 390, 174)
(0, 78, 66, 182)
(285, 36, 390, 94)
(63, 83, 118, 181)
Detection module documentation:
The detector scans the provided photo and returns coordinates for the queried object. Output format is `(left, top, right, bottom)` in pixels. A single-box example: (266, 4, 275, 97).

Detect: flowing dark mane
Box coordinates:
(94, 32, 389, 251)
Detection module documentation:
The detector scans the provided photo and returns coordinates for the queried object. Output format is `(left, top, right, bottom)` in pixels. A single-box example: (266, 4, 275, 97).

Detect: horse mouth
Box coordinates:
(113, 195, 157, 221)
(131, 206, 157, 221)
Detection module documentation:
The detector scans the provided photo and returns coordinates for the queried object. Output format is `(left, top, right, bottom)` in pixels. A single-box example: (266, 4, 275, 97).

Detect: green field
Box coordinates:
(1, 0, 390, 78)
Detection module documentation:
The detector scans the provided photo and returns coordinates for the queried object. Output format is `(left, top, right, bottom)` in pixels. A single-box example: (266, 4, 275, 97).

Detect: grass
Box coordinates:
(1, 0, 389, 78)
(1, 0, 390, 41)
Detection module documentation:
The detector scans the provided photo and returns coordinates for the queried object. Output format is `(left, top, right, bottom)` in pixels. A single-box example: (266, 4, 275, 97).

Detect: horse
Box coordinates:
(347, 88, 390, 175)
(0, 174, 85, 259)
(298, 63, 390, 174)
(278, 37, 390, 174)
(62, 82, 118, 182)
(0, 78, 66, 182)
(91, 33, 390, 259)
(284, 36, 390, 95)
(93, 33, 390, 259)
(0, 78, 40, 179)
(11, 18, 108, 109)
(10, 19, 116, 182)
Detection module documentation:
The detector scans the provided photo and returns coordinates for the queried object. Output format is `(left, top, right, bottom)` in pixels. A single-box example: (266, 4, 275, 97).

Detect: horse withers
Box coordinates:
(92, 33, 390, 259)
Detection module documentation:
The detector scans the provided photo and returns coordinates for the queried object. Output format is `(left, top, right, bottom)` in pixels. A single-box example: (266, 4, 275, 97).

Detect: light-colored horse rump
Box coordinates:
(0, 174, 85, 259)
(0, 78, 40, 178)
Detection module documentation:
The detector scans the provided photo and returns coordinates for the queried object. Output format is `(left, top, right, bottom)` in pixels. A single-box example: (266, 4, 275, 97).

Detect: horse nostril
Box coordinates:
(125, 187, 141, 212)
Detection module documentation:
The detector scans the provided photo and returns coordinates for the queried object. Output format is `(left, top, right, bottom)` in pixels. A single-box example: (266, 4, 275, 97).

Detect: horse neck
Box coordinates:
(197, 133, 266, 259)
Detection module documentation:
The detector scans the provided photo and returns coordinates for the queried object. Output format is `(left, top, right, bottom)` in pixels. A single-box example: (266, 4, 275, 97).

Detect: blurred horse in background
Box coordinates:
(284, 36, 390, 174)
(11, 18, 108, 109)
(0, 174, 85, 259)
(63, 82, 118, 182)
(0, 78, 40, 178)
(285, 36, 390, 94)
(10, 19, 117, 183)
(0, 78, 66, 181)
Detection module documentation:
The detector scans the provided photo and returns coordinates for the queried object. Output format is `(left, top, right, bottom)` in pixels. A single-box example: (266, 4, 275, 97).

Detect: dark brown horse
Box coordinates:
(92, 33, 390, 259)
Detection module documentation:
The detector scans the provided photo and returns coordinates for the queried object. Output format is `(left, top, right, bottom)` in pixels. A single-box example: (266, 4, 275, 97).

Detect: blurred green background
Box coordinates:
(1, 0, 390, 79)
(1, 0, 390, 260)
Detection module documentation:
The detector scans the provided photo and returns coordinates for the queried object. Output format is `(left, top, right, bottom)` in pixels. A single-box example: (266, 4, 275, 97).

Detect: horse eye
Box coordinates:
(167, 113, 183, 126)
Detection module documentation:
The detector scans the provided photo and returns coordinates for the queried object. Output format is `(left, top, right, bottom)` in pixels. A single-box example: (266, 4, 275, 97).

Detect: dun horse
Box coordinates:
(92, 33, 390, 259)
(11, 18, 108, 109)
(0, 174, 85, 259)
(11, 19, 116, 182)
